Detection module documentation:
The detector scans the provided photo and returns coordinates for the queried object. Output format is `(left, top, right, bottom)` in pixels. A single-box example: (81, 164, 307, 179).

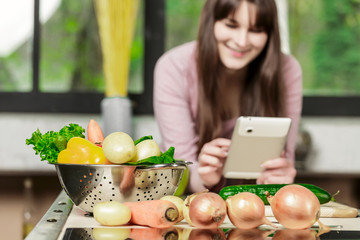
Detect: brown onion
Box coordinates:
(183, 191, 227, 228)
(267, 184, 321, 229)
(272, 229, 319, 240)
(188, 229, 226, 240)
(227, 228, 273, 240)
(226, 192, 274, 229)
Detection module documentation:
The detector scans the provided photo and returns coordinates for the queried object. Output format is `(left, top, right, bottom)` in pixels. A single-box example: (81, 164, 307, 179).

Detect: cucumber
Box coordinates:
(219, 184, 332, 205)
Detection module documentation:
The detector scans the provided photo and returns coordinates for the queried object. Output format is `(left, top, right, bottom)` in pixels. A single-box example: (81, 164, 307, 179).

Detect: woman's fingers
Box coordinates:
(257, 157, 296, 184)
(198, 165, 222, 188)
(200, 144, 227, 159)
(260, 157, 292, 169)
(197, 138, 231, 188)
(199, 154, 223, 168)
(257, 174, 295, 184)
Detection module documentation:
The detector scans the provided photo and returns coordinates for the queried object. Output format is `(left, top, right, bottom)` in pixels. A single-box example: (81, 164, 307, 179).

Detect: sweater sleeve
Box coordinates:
(282, 54, 303, 163)
(153, 44, 207, 193)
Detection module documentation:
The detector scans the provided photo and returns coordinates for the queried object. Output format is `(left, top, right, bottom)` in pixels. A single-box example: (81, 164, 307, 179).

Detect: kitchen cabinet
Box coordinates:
(0, 173, 61, 240)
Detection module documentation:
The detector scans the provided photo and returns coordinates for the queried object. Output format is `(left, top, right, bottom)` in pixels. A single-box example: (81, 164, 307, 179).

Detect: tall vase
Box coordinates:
(101, 97, 132, 137)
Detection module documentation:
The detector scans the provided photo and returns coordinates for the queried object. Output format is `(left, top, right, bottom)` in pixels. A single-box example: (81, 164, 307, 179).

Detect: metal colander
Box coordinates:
(53, 162, 190, 213)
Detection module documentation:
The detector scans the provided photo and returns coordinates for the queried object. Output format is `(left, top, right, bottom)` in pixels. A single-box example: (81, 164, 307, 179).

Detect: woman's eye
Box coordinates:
(223, 19, 237, 29)
(249, 28, 264, 33)
(225, 23, 237, 29)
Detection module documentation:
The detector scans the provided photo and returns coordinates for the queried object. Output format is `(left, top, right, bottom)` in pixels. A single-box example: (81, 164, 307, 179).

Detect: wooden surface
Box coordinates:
(265, 201, 359, 218)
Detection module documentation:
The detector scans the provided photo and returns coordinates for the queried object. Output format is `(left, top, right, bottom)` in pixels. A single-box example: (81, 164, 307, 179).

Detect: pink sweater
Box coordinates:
(154, 41, 303, 193)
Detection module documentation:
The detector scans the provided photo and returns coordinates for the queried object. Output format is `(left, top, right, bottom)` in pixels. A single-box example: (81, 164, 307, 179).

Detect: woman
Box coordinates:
(154, 0, 302, 193)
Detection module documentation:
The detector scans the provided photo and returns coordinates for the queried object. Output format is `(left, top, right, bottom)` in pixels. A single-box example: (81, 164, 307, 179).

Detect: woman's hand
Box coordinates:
(256, 154, 296, 184)
(197, 138, 231, 189)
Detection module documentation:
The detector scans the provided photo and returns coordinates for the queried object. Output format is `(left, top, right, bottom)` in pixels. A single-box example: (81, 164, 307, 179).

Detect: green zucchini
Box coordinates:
(219, 184, 333, 205)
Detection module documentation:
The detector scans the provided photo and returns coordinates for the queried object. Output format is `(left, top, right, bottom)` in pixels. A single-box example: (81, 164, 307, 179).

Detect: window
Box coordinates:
(0, 0, 159, 114)
(1, 0, 360, 116)
(288, 0, 360, 115)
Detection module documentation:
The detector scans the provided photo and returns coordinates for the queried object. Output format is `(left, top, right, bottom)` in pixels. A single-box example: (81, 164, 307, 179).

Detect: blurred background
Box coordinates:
(0, 0, 360, 239)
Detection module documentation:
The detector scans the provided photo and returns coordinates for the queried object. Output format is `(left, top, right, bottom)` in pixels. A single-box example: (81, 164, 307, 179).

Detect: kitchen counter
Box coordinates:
(25, 191, 360, 240)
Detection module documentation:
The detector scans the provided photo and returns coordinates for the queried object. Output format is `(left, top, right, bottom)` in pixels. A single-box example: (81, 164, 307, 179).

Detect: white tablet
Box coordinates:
(223, 116, 292, 179)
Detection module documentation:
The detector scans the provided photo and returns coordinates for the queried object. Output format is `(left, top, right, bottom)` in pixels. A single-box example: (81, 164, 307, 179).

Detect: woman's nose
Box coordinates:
(234, 28, 248, 47)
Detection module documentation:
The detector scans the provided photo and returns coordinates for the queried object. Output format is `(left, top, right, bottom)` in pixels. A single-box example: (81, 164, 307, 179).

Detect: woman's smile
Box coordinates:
(226, 44, 251, 57)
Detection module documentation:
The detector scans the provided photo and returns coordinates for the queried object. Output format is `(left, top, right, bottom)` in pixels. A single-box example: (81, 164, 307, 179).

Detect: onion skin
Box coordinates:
(188, 229, 226, 240)
(183, 192, 227, 228)
(226, 192, 273, 229)
(269, 184, 320, 229)
(227, 228, 273, 240)
(272, 229, 319, 240)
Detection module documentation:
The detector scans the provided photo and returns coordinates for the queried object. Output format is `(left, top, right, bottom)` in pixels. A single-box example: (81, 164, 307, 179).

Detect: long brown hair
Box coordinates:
(196, 0, 285, 150)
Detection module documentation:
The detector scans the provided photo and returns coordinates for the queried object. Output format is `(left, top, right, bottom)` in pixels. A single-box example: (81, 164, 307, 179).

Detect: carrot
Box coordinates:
(119, 166, 135, 193)
(129, 227, 179, 240)
(87, 119, 104, 145)
(124, 200, 179, 228)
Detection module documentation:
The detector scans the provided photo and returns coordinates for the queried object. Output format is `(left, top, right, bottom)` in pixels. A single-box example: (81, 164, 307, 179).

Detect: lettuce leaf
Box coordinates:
(26, 123, 85, 163)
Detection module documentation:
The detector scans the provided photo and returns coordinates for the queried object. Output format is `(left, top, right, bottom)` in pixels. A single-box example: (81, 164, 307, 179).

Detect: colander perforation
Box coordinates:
(55, 162, 189, 212)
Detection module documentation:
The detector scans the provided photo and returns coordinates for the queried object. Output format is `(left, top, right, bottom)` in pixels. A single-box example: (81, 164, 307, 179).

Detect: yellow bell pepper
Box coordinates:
(57, 137, 112, 164)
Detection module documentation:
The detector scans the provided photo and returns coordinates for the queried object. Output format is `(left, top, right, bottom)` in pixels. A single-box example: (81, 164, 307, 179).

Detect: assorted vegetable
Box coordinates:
(92, 228, 131, 240)
(87, 119, 104, 146)
(219, 183, 333, 204)
(226, 192, 274, 229)
(187, 228, 226, 240)
(227, 228, 273, 240)
(102, 131, 136, 164)
(128, 227, 179, 240)
(26, 121, 335, 231)
(160, 195, 185, 223)
(183, 191, 227, 229)
(25, 123, 85, 163)
(132, 139, 161, 162)
(27, 120, 177, 165)
(272, 229, 319, 240)
(57, 137, 111, 164)
(266, 184, 327, 230)
(124, 200, 179, 228)
(93, 201, 131, 226)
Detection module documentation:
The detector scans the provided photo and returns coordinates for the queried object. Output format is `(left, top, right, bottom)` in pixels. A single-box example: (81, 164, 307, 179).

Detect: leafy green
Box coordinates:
(134, 135, 153, 145)
(26, 123, 85, 163)
(124, 146, 176, 165)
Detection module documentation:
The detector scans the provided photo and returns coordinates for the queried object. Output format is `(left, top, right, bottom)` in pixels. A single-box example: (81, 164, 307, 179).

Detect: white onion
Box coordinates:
(92, 228, 131, 240)
(93, 201, 131, 226)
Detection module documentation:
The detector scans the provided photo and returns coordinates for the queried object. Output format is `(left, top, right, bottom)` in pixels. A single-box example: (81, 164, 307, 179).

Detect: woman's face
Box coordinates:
(214, 1, 268, 70)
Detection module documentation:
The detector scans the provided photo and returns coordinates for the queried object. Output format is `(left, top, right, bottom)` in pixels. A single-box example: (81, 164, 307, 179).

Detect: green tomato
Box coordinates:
(102, 132, 136, 164)
(133, 139, 161, 162)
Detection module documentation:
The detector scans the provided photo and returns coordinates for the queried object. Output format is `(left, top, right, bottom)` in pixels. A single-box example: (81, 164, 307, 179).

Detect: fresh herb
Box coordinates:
(124, 146, 176, 165)
(26, 123, 85, 163)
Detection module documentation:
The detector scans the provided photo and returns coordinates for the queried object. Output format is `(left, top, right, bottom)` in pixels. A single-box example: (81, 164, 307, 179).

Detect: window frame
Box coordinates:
(0, 0, 359, 116)
(0, 0, 164, 115)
